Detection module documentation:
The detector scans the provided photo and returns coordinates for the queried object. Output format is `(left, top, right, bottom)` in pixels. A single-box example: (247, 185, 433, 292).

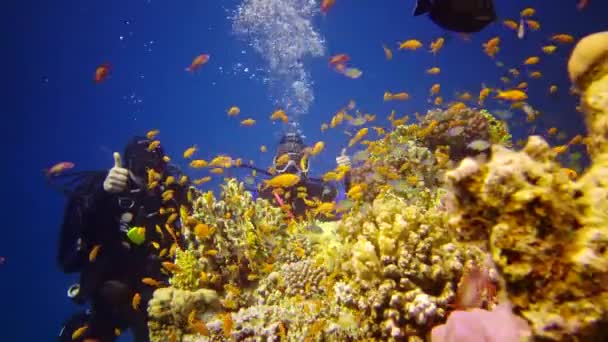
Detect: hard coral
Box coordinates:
(445, 136, 608, 340)
(335, 191, 486, 340)
(148, 287, 218, 342)
(418, 107, 511, 162)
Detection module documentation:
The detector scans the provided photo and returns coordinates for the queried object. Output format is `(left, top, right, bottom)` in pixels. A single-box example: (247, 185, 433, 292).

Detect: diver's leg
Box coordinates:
(57, 310, 117, 342)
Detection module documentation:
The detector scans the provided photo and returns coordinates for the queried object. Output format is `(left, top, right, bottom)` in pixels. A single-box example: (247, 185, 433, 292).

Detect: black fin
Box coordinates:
(413, 0, 432, 16)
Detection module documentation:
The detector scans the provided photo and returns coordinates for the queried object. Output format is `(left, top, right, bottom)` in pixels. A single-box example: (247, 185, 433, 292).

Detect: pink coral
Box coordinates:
(431, 303, 531, 342)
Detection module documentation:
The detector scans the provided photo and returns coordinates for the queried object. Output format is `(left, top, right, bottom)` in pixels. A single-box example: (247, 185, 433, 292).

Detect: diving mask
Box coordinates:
(273, 152, 309, 174)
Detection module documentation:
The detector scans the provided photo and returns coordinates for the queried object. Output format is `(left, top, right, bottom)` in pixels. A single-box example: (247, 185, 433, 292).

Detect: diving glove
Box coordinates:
(103, 152, 129, 193)
(336, 148, 352, 168)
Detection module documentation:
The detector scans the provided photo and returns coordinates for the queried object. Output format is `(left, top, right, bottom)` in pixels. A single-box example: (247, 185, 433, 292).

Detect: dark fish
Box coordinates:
(413, 0, 496, 33)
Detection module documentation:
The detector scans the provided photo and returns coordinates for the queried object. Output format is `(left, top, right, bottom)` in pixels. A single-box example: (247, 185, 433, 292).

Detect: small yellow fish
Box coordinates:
(495, 89, 528, 101)
(384, 91, 409, 101)
(349, 127, 369, 147)
(162, 261, 182, 273)
(270, 109, 289, 123)
(502, 19, 518, 30)
(142, 277, 164, 287)
(260, 145, 267, 153)
(551, 34, 575, 44)
(164, 176, 175, 186)
(526, 19, 540, 31)
(483, 37, 500, 58)
(147, 140, 161, 152)
(183, 145, 198, 159)
(520, 7, 535, 17)
(190, 159, 208, 168)
(542, 45, 557, 54)
(193, 176, 211, 185)
(227, 106, 240, 116)
(210, 167, 224, 175)
(178, 175, 188, 186)
(263, 174, 301, 189)
(398, 39, 423, 50)
(311, 141, 325, 156)
(516, 82, 528, 89)
(429, 37, 445, 55)
(382, 44, 393, 60)
(71, 325, 89, 340)
(241, 118, 256, 126)
(430, 83, 440, 95)
(549, 85, 558, 94)
(426, 67, 441, 75)
(132, 293, 141, 310)
(89, 244, 101, 262)
(524, 56, 540, 65)
(146, 129, 160, 139)
(529, 71, 542, 79)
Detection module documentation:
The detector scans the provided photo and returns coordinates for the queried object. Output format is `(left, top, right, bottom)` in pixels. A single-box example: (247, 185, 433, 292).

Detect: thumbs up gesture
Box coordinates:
(103, 152, 129, 193)
(336, 148, 352, 168)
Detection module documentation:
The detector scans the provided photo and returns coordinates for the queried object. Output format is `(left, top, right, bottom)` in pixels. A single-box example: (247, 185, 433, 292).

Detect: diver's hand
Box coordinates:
(103, 152, 129, 193)
(336, 148, 351, 168)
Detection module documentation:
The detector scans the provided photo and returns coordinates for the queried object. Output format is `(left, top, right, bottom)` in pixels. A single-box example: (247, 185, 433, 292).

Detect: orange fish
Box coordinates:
(483, 37, 500, 58)
(132, 293, 141, 310)
(429, 37, 445, 55)
(577, 0, 589, 10)
(525, 19, 540, 31)
(398, 39, 423, 50)
(524, 56, 540, 65)
(88, 245, 101, 262)
(569, 134, 583, 145)
(94, 63, 111, 83)
(329, 54, 349, 66)
(426, 67, 440, 75)
(382, 44, 393, 60)
(551, 34, 575, 44)
(45, 161, 75, 176)
(141, 277, 164, 287)
(241, 118, 256, 126)
(502, 19, 518, 30)
(320, 0, 335, 14)
(548, 127, 558, 135)
(186, 54, 210, 72)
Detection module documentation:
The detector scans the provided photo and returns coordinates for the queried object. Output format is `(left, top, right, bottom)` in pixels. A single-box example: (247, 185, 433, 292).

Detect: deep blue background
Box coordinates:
(4, 0, 607, 340)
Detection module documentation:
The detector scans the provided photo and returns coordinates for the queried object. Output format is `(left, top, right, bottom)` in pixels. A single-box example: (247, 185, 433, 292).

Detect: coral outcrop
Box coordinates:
(442, 32, 608, 340)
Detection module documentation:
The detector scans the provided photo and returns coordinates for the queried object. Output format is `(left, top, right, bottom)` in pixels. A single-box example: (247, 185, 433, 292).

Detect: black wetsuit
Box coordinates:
(57, 170, 189, 342)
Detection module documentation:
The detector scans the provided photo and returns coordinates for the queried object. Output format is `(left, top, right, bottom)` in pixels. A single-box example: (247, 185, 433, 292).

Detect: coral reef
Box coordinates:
(445, 135, 608, 340)
(418, 107, 512, 161)
(147, 33, 608, 342)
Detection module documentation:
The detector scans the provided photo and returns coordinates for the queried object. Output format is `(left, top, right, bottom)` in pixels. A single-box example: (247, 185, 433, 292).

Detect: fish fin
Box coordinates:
(413, 0, 431, 16)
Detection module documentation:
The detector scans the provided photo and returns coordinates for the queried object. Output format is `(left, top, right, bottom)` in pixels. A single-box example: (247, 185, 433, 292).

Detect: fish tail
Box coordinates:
(413, 0, 431, 16)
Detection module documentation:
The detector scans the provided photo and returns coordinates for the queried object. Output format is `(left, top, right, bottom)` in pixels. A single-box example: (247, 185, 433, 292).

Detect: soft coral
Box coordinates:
(431, 303, 531, 342)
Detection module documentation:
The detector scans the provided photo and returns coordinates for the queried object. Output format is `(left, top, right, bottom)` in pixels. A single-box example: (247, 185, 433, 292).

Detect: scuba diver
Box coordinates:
(239, 131, 352, 220)
(55, 137, 191, 342)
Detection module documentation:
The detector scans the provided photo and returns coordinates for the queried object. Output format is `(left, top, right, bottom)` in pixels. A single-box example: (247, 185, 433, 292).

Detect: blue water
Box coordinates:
(4, 0, 607, 340)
